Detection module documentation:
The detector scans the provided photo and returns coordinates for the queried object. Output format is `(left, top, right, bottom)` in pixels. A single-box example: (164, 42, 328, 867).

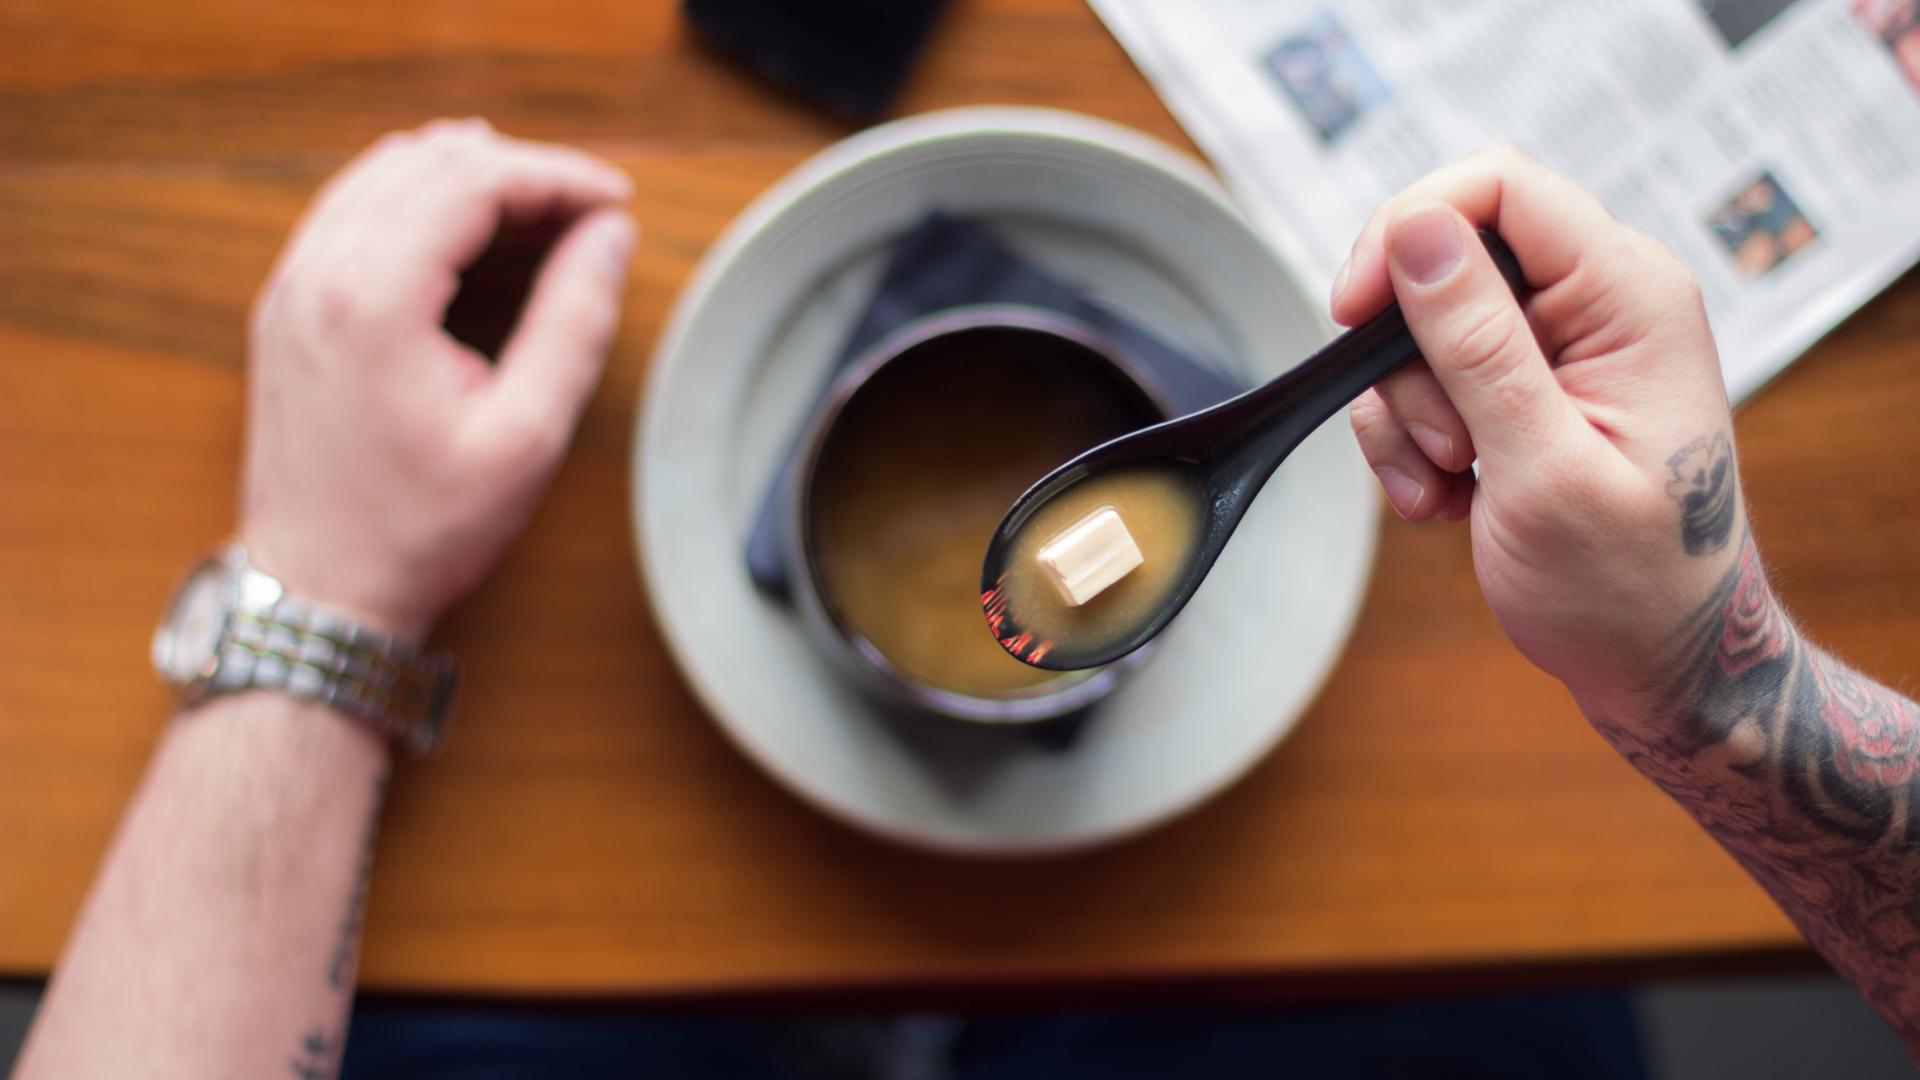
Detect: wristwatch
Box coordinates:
(151, 542, 460, 756)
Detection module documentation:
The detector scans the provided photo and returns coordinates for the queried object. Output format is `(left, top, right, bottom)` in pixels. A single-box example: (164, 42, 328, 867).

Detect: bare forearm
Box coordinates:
(1580, 531, 1920, 1053)
(15, 695, 388, 1080)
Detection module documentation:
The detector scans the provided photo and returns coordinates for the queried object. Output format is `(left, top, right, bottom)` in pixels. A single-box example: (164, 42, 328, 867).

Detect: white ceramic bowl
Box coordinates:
(634, 107, 1378, 855)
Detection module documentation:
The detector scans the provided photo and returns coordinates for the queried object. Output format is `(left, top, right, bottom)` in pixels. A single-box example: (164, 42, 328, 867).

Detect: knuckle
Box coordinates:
(452, 155, 505, 198)
(426, 115, 492, 134)
(1484, 364, 1543, 420)
(426, 135, 466, 163)
(1627, 232, 1707, 316)
(1348, 393, 1392, 436)
(490, 403, 566, 464)
(370, 130, 417, 157)
(313, 278, 366, 329)
(1444, 304, 1531, 382)
(1588, 229, 1640, 280)
(338, 131, 419, 178)
(299, 272, 387, 332)
(419, 119, 488, 157)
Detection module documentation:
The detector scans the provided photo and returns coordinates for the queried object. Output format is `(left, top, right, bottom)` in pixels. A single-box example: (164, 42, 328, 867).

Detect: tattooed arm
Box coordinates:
(1336, 147, 1920, 1054)
(1583, 527, 1920, 1051)
(14, 699, 386, 1080)
(13, 121, 632, 1079)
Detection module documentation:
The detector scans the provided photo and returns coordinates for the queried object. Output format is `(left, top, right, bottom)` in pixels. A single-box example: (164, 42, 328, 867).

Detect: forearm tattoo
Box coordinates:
(288, 1027, 339, 1080)
(291, 769, 386, 1079)
(328, 771, 386, 991)
(1665, 432, 1737, 556)
(1597, 432, 1920, 1050)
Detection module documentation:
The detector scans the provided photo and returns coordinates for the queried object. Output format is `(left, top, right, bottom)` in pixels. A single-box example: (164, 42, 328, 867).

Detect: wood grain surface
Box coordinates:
(3, 0, 1917, 997)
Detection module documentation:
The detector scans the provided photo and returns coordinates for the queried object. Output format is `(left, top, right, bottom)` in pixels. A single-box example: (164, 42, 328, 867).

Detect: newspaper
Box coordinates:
(1089, 0, 1920, 403)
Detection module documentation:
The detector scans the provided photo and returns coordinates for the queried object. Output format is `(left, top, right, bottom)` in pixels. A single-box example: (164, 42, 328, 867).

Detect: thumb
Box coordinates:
(1385, 204, 1585, 471)
(487, 207, 636, 438)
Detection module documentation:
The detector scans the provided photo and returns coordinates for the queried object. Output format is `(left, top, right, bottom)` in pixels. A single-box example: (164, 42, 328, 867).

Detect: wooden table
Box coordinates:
(3, 0, 1917, 1001)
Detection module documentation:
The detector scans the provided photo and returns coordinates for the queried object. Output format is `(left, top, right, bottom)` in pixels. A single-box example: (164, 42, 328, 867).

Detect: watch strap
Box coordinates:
(212, 556, 459, 755)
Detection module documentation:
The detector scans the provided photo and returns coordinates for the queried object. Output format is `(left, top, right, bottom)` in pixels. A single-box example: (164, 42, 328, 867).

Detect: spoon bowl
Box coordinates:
(981, 230, 1525, 671)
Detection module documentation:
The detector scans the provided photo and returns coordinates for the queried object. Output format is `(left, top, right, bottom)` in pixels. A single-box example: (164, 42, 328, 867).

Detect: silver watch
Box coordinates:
(151, 542, 459, 756)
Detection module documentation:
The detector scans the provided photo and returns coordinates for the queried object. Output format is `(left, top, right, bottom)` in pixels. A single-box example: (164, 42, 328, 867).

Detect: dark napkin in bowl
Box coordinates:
(746, 213, 1246, 597)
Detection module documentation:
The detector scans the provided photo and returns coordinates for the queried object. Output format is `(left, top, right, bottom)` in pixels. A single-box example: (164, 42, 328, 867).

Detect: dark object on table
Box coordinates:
(683, 0, 951, 121)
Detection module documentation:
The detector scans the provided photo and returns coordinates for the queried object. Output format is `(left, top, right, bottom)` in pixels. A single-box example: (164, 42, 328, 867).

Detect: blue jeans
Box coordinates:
(342, 992, 1647, 1079)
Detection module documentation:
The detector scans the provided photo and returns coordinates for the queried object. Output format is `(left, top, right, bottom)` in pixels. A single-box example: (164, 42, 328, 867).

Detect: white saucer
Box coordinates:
(634, 107, 1378, 856)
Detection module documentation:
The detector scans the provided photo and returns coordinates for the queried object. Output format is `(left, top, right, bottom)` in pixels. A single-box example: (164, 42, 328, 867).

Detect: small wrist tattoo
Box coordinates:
(1665, 432, 1736, 556)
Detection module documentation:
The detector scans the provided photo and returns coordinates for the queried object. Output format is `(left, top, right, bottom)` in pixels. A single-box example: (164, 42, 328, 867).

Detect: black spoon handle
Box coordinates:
(1215, 230, 1526, 474)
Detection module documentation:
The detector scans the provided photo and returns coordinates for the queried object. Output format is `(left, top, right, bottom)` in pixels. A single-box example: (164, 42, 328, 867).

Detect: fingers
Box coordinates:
(1382, 203, 1590, 470)
(392, 125, 633, 277)
(1372, 361, 1474, 472)
(1330, 144, 1727, 489)
(479, 206, 636, 453)
(274, 119, 631, 325)
(1329, 145, 1621, 328)
(1350, 390, 1474, 521)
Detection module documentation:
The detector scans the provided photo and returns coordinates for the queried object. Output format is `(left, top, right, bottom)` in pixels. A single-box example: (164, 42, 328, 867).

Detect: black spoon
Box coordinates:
(980, 229, 1526, 672)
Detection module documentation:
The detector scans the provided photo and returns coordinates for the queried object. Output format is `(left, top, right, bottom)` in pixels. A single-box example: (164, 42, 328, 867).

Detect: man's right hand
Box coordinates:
(1335, 146, 1741, 716)
(1340, 150, 1920, 1058)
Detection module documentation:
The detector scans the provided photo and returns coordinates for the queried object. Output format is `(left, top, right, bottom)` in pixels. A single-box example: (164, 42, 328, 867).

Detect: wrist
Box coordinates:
(236, 525, 435, 645)
(172, 688, 395, 772)
(1566, 528, 1770, 733)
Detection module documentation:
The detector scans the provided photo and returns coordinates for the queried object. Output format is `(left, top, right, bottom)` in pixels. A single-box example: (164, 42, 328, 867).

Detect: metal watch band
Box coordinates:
(211, 559, 459, 756)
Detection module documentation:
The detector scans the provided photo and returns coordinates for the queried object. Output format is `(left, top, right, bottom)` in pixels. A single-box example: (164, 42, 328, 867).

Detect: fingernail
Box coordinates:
(1406, 423, 1454, 469)
(1330, 255, 1351, 307)
(1389, 208, 1464, 286)
(1375, 467, 1425, 519)
(600, 215, 636, 281)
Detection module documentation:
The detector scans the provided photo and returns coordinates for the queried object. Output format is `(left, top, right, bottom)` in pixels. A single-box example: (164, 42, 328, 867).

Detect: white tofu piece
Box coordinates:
(1036, 506, 1143, 607)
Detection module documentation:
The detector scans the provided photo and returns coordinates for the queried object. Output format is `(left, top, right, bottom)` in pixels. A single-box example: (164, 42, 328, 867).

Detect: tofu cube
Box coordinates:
(1036, 506, 1144, 607)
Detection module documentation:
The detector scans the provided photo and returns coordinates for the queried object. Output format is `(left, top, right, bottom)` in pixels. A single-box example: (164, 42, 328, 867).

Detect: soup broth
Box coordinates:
(810, 332, 1160, 696)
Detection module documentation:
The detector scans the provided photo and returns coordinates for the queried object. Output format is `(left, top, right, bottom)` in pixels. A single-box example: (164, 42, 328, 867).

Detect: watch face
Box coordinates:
(152, 560, 232, 687)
